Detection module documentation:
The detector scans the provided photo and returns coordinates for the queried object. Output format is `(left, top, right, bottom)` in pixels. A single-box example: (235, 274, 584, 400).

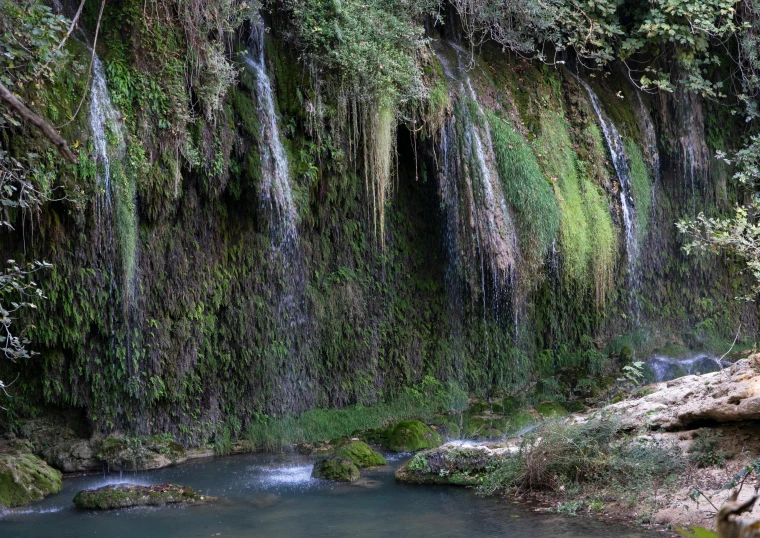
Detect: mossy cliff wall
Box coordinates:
(0, 2, 754, 443)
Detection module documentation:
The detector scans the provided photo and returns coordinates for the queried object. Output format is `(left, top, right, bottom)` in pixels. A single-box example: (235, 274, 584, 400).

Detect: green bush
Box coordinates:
(479, 419, 684, 495)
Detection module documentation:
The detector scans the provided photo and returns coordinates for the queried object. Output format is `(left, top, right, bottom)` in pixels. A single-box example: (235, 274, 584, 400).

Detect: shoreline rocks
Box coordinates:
(0, 445, 62, 508)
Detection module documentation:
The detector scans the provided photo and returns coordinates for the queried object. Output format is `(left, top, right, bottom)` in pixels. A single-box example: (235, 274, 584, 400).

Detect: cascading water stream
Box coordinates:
(90, 53, 124, 215)
(573, 74, 641, 320)
(242, 16, 311, 408)
(243, 19, 297, 241)
(435, 41, 520, 368)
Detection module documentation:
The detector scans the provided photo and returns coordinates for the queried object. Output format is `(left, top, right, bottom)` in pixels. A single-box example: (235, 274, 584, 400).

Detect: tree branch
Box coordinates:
(0, 82, 77, 164)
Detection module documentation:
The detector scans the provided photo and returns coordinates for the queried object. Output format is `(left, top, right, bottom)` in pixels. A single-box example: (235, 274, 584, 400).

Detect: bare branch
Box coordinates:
(0, 81, 77, 163)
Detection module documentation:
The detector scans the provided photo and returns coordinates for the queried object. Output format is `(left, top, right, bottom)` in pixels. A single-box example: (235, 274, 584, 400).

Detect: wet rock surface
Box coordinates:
(73, 483, 209, 510)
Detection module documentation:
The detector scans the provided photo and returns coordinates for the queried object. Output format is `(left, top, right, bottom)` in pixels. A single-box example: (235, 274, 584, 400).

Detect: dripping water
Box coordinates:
(573, 74, 641, 321)
(243, 19, 297, 240)
(243, 16, 311, 410)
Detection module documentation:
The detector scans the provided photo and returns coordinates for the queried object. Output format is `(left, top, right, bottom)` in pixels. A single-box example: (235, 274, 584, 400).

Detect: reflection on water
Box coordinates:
(1, 453, 656, 538)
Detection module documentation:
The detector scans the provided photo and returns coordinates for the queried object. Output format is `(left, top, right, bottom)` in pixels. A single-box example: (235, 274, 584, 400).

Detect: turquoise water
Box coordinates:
(1, 453, 653, 537)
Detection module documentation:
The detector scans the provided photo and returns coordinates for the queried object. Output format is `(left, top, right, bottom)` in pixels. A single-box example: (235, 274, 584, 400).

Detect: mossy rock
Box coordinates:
(354, 427, 390, 446)
(73, 483, 207, 510)
(311, 456, 360, 482)
(334, 441, 386, 468)
(395, 446, 504, 486)
(384, 421, 442, 453)
(535, 402, 569, 418)
(0, 453, 63, 508)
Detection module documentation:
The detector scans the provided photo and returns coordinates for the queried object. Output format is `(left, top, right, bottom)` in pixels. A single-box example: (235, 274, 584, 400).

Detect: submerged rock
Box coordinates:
(0, 451, 63, 508)
(73, 483, 209, 510)
(334, 441, 386, 467)
(311, 456, 361, 482)
(385, 421, 442, 452)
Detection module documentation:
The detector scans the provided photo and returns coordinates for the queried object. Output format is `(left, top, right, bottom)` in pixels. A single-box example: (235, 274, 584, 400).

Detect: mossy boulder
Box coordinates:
(535, 401, 569, 419)
(97, 435, 187, 471)
(395, 445, 508, 486)
(334, 441, 386, 467)
(73, 483, 208, 510)
(385, 421, 442, 452)
(311, 456, 360, 482)
(0, 452, 63, 508)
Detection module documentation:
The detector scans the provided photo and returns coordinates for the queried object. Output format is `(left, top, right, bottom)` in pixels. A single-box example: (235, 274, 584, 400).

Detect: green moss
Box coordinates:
(0, 453, 62, 508)
(334, 441, 386, 467)
(73, 483, 203, 510)
(311, 456, 361, 482)
(385, 421, 442, 452)
(487, 110, 559, 273)
(624, 139, 652, 242)
(535, 401, 569, 418)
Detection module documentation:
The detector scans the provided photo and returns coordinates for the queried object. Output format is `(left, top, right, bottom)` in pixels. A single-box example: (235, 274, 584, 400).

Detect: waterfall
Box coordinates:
(243, 16, 311, 410)
(90, 54, 124, 213)
(243, 19, 297, 241)
(574, 74, 641, 319)
(435, 40, 520, 368)
(436, 43, 518, 296)
(635, 93, 660, 187)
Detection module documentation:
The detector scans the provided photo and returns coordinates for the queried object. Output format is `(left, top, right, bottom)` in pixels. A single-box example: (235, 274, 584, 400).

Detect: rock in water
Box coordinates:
(311, 456, 361, 482)
(0, 452, 63, 508)
(395, 444, 513, 486)
(385, 421, 442, 452)
(334, 441, 386, 467)
(73, 483, 209, 510)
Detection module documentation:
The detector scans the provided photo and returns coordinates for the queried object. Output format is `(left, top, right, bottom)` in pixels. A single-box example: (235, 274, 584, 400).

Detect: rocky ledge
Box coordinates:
(590, 356, 760, 430)
(73, 483, 212, 510)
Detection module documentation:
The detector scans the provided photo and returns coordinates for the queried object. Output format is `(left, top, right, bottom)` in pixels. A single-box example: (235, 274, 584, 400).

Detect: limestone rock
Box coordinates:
(595, 357, 760, 430)
(311, 456, 361, 482)
(395, 442, 516, 486)
(334, 440, 386, 467)
(98, 435, 187, 471)
(0, 451, 62, 508)
(73, 483, 209, 510)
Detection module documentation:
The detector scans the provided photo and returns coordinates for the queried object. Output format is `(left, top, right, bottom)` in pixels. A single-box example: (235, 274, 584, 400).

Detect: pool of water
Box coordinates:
(1, 453, 655, 537)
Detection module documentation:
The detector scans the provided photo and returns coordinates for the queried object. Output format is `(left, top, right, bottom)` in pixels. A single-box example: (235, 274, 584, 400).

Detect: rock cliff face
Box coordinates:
(0, 2, 755, 446)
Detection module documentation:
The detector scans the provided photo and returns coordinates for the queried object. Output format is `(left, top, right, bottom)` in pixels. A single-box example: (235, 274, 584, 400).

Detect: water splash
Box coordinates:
(256, 464, 315, 488)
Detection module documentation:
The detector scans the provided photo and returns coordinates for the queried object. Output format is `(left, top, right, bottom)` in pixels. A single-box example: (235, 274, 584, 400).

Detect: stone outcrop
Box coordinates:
(73, 483, 210, 510)
(395, 442, 517, 486)
(594, 357, 760, 431)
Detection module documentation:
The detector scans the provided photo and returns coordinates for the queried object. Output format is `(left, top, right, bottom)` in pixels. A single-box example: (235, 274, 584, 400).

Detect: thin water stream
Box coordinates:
(1, 453, 656, 537)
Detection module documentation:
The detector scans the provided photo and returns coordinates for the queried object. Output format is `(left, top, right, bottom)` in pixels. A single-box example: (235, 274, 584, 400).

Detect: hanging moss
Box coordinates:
(537, 111, 591, 289)
(487, 110, 559, 274)
(624, 140, 652, 242)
